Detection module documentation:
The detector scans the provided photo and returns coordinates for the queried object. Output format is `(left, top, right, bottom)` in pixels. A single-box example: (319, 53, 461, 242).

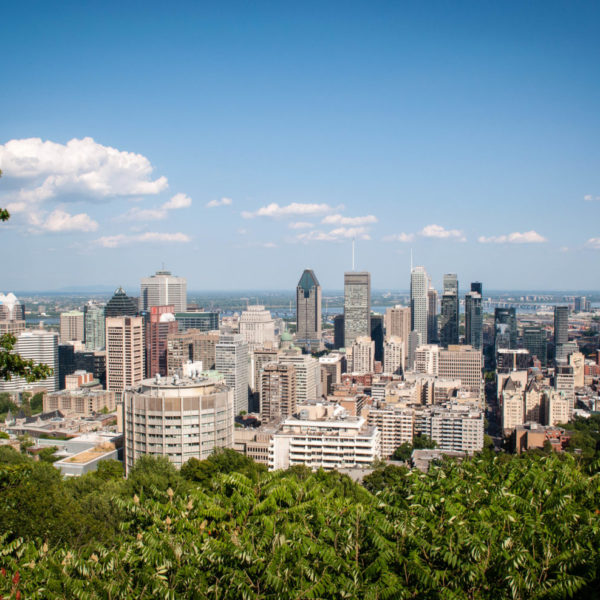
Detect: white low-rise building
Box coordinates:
(268, 404, 380, 471)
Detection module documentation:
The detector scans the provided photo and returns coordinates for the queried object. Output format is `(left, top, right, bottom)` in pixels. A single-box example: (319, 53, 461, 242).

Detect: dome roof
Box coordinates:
(280, 331, 293, 342)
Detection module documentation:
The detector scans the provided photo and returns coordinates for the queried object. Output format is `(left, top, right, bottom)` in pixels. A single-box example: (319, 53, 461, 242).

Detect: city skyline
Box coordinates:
(1, 2, 600, 291)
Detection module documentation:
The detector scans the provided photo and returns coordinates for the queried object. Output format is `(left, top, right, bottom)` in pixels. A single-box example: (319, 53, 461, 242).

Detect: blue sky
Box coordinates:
(0, 1, 599, 292)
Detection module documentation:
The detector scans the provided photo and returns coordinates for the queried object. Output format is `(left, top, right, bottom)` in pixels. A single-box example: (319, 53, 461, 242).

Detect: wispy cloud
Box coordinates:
(321, 214, 377, 226)
(118, 193, 192, 221)
(420, 224, 466, 242)
(242, 202, 337, 219)
(288, 221, 314, 229)
(478, 230, 547, 244)
(585, 237, 600, 250)
(584, 194, 600, 202)
(296, 226, 370, 243)
(206, 197, 233, 208)
(383, 232, 415, 243)
(29, 208, 99, 233)
(94, 231, 191, 248)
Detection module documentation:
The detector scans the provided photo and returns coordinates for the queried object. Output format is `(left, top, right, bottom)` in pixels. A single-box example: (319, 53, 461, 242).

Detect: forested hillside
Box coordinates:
(1, 448, 598, 599)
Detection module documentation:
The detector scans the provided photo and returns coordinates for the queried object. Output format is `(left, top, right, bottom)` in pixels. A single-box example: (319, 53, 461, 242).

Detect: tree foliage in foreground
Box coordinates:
(0, 449, 599, 599)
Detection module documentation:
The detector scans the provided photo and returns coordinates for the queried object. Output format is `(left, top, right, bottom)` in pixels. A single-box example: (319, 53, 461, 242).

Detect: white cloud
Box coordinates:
(559, 246, 570, 252)
(242, 202, 336, 219)
(321, 214, 378, 226)
(420, 224, 466, 241)
(584, 194, 600, 202)
(206, 197, 233, 208)
(585, 237, 600, 250)
(30, 209, 99, 233)
(288, 221, 314, 229)
(0, 137, 168, 205)
(383, 232, 415, 243)
(95, 231, 191, 248)
(296, 226, 371, 243)
(478, 230, 547, 244)
(163, 193, 192, 210)
(118, 193, 192, 221)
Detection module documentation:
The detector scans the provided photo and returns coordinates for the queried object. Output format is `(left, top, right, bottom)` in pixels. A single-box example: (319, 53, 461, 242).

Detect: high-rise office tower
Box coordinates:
(239, 305, 276, 351)
(60, 310, 85, 345)
(523, 327, 547, 366)
(145, 305, 178, 378)
(105, 287, 138, 318)
(344, 272, 371, 347)
(296, 269, 322, 352)
(84, 301, 105, 351)
(0, 330, 59, 393)
(141, 270, 187, 313)
(385, 305, 411, 363)
(216, 333, 249, 414)
(494, 308, 517, 350)
(440, 274, 459, 347)
(573, 296, 587, 313)
(383, 336, 404, 375)
(260, 362, 297, 422)
(351, 336, 375, 374)
(175, 311, 219, 332)
(470, 282, 482, 296)
(427, 288, 438, 343)
(333, 314, 345, 349)
(370, 314, 384, 363)
(0, 292, 25, 321)
(464, 285, 483, 351)
(410, 266, 429, 344)
(279, 353, 320, 401)
(554, 306, 569, 345)
(167, 329, 220, 375)
(106, 316, 144, 393)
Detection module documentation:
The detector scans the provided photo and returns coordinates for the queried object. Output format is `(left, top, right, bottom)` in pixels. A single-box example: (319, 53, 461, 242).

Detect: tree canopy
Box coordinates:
(0, 448, 599, 598)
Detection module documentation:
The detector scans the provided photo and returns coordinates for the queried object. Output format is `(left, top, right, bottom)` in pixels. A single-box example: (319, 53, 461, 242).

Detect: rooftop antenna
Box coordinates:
(352, 238, 356, 271)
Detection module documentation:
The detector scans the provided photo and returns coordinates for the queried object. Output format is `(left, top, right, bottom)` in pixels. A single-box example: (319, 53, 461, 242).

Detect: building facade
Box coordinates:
(60, 310, 85, 345)
(123, 376, 234, 473)
(140, 270, 187, 313)
(296, 269, 322, 352)
(343, 271, 371, 348)
(105, 316, 144, 393)
(84, 301, 105, 351)
(260, 362, 297, 422)
(239, 305, 276, 350)
(215, 333, 249, 414)
(410, 266, 429, 344)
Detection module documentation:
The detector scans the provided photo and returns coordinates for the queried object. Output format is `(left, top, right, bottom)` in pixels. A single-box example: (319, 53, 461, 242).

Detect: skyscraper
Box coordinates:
(333, 314, 345, 349)
(239, 305, 276, 351)
(383, 336, 404, 375)
(494, 308, 517, 350)
(141, 270, 187, 313)
(427, 288, 438, 343)
(351, 336, 375, 374)
(106, 316, 145, 393)
(0, 330, 59, 393)
(554, 306, 569, 345)
(410, 266, 429, 344)
(145, 305, 178, 378)
(370, 314, 384, 363)
(470, 282, 482, 296)
(260, 363, 297, 422)
(465, 285, 483, 351)
(60, 310, 85, 345)
(84, 301, 105, 351)
(439, 274, 459, 347)
(105, 287, 138, 318)
(523, 327, 547, 366)
(216, 333, 249, 414)
(296, 269, 322, 352)
(344, 272, 371, 348)
(385, 305, 410, 364)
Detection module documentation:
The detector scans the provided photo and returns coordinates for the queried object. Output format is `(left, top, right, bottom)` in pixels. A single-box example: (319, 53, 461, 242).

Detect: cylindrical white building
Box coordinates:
(123, 375, 234, 473)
